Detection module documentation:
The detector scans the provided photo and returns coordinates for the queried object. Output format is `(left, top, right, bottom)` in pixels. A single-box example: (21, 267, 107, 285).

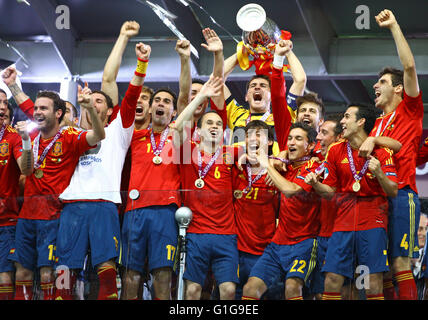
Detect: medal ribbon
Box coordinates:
(150, 127, 170, 156)
(375, 111, 396, 137)
(314, 162, 325, 175)
(246, 110, 271, 125)
(0, 123, 6, 142)
(346, 142, 369, 182)
(32, 129, 63, 169)
(197, 146, 222, 179)
(243, 164, 266, 193)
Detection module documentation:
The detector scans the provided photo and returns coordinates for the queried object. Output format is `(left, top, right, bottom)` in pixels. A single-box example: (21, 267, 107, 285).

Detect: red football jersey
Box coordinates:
(179, 142, 242, 235)
(369, 90, 423, 192)
(417, 136, 428, 167)
(272, 160, 321, 245)
(0, 126, 23, 226)
(318, 197, 337, 238)
(125, 128, 181, 211)
(19, 127, 91, 220)
(232, 166, 279, 255)
(323, 141, 397, 232)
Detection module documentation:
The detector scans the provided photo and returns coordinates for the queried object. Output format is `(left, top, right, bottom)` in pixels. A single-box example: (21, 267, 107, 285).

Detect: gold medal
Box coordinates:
(352, 181, 360, 192)
(153, 155, 162, 165)
(34, 168, 44, 179)
(195, 178, 205, 189)
(233, 190, 243, 199)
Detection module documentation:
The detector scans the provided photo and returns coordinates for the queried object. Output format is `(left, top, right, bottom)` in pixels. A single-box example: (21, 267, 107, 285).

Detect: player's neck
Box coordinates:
(151, 122, 168, 133)
(199, 141, 221, 154)
(249, 105, 269, 114)
(382, 96, 402, 115)
(40, 123, 60, 140)
(348, 131, 368, 149)
(135, 118, 150, 131)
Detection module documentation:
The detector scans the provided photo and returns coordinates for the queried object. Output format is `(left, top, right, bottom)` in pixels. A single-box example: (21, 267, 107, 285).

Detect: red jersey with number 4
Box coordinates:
(323, 141, 397, 232)
(179, 142, 242, 235)
(232, 166, 279, 255)
(0, 126, 23, 226)
(272, 160, 321, 245)
(369, 90, 423, 192)
(125, 128, 181, 212)
(19, 127, 91, 220)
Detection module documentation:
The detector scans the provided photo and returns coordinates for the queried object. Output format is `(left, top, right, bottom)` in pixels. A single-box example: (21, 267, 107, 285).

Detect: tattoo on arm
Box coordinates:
(9, 83, 23, 97)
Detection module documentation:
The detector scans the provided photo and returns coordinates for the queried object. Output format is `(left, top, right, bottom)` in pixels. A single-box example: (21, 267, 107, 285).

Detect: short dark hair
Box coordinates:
(150, 87, 177, 111)
(192, 79, 205, 86)
(296, 92, 325, 119)
(91, 90, 114, 109)
(245, 120, 275, 155)
(378, 67, 404, 87)
(324, 113, 343, 137)
(142, 86, 154, 98)
(196, 110, 222, 129)
(64, 100, 78, 118)
(245, 74, 271, 91)
(36, 91, 66, 124)
(347, 102, 381, 135)
(289, 121, 318, 144)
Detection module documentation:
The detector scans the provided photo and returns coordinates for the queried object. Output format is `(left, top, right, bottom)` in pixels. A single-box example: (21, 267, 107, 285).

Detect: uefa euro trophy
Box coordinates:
(175, 206, 193, 300)
(236, 3, 292, 76)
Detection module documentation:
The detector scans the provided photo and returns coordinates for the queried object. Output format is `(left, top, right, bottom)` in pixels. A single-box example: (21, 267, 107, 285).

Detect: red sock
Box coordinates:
(383, 278, 398, 300)
(394, 270, 417, 300)
(54, 272, 76, 300)
(0, 283, 14, 300)
(40, 281, 55, 300)
(287, 295, 303, 300)
(241, 296, 259, 300)
(97, 266, 118, 300)
(366, 293, 384, 300)
(14, 280, 33, 300)
(321, 292, 341, 300)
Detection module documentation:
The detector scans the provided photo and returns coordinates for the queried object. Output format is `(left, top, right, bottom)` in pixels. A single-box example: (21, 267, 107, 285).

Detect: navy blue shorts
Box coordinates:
(0, 226, 15, 273)
(250, 238, 318, 287)
(120, 204, 178, 273)
(184, 233, 239, 286)
(310, 236, 329, 295)
(236, 251, 261, 299)
(388, 187, 420, 259)
(322, 228, 389, 279)
(56, 201, 121, 269)
(9, 218, 59, 270)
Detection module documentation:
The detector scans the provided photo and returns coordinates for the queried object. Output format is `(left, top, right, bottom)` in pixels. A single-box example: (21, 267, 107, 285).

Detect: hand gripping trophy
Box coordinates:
(174, 206, 193, 300)
(236, 3, 292, 76)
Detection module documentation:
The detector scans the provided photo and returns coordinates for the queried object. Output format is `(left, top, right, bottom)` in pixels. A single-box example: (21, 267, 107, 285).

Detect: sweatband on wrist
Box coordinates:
(135, 58, 148, 77)
(272, 54, 285, 69)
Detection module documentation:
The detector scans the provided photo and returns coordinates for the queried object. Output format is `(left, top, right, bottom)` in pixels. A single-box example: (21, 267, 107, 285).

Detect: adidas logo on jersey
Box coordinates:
(341, 158, 349, 164)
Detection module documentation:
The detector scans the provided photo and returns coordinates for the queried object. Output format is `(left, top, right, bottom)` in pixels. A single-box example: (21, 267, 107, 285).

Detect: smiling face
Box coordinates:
(150, 91, 176, 129)
(317, 121, 339, 156)
(418, 214, 428, 248)
(0, 91, 9, 126)
(245, 126, 272, 161)
(198, 112, 223, 146)
(340, 106, 364, 140)
(297, 102, 323, 131)
(245, 77, 271, 113)
(33, 97, 62, 133)
(373, 73, 402, 110)
(287, 127, 312, 161)
(135, 90, 151, 123)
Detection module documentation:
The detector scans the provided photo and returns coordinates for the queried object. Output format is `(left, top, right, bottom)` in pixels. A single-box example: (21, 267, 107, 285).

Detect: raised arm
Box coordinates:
(101, 21, 140, 107)
(286, 49, 307, 97)
(78, 85, 106, 146)
(172, 76, 223, 147)
(14, 121, 34, 176)
(2, 67, 32, 118)
(376, 9, 419, 97)
(175, 39, 192, 115)
(201, 28, 225, 112)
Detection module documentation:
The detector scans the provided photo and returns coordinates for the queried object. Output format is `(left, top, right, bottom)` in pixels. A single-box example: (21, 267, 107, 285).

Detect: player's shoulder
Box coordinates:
(6, 125, 18, 134)
(327, 139, 345, 152)
(375, 146, 394, 158)
(62, 125, 84, 135)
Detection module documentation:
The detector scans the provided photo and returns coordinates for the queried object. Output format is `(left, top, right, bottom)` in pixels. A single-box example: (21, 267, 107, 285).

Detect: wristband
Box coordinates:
(272, 54, 285, 69)
(135, 58, 148, 77)
(22, 138, 31, 151)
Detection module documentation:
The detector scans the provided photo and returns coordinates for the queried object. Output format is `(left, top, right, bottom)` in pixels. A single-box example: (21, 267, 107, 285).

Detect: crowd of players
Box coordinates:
(0, 9, 427, 300)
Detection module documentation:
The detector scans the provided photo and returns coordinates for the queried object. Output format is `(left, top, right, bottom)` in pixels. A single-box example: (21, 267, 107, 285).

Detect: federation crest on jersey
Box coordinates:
(223, 151, 233, 165)
(0, 142, 9, 157)
(52, 141, 63, 156)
